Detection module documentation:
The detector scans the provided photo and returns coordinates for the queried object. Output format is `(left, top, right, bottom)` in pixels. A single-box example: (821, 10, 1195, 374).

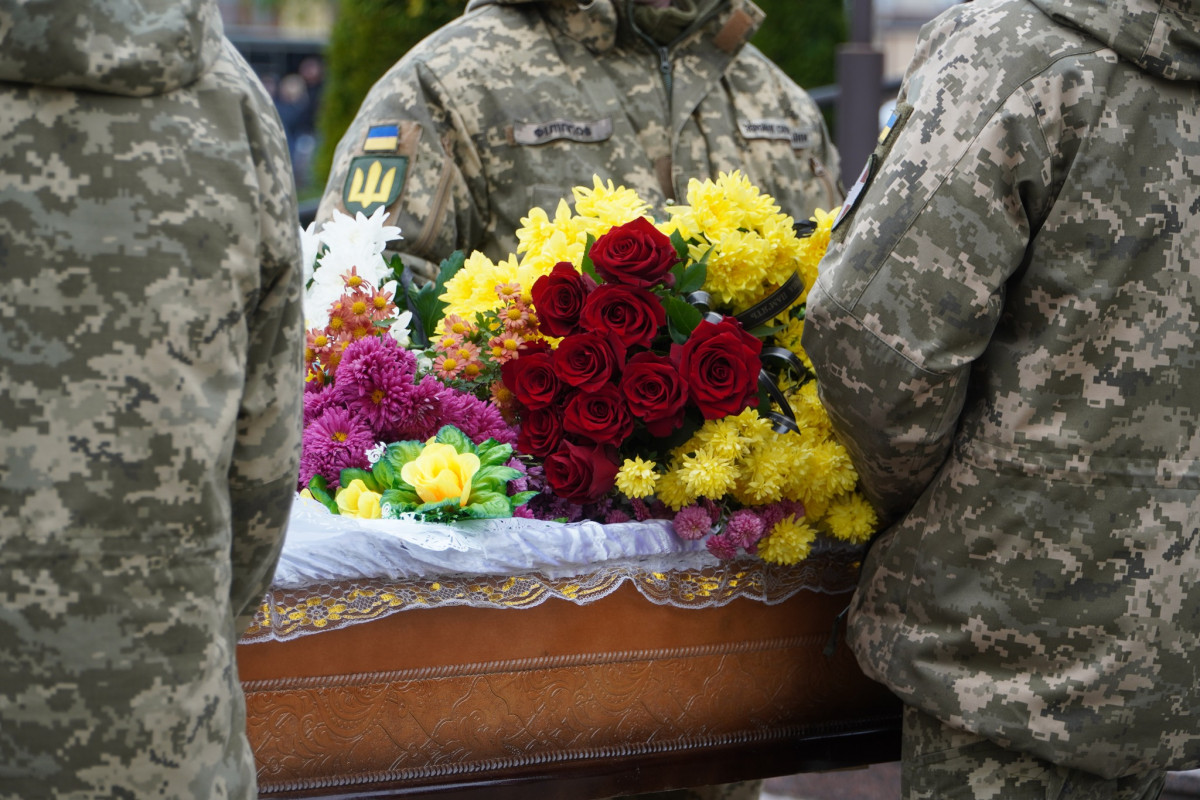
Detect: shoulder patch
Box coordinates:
(343, 155, 408, 217)
(362, 124, 401, 152)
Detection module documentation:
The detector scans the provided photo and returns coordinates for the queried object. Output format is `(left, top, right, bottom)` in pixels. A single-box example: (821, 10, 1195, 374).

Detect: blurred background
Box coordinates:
(216, 0, 958, 223)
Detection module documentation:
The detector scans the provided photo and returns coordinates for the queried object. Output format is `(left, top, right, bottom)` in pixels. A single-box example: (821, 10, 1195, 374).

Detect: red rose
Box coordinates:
(674, 316, 762, 419)
(517, 406, 563, 457)
(530, 261, 595, 338)
(619, 352, 688, 435)
(588, 216, 679, 288)
(580, 283, 666, 350)
(562, 384, 633, 447)
(500, 351, 560, 410)
(553, 332, 625, 392)
(544, 440, 620, 505)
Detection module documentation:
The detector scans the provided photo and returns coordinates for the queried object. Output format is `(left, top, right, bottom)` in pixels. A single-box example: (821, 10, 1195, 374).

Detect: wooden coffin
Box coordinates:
(238, 562, 901, 799)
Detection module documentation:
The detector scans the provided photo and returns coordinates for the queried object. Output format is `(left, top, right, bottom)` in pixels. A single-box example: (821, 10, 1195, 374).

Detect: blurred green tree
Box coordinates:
(750, 0, 845, 90)
(315, 0, 468, 187)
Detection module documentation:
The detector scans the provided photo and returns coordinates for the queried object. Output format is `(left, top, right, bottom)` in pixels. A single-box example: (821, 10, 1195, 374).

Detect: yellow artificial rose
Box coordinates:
(336, 479, 383, 519)
(400, 442, 481, 507)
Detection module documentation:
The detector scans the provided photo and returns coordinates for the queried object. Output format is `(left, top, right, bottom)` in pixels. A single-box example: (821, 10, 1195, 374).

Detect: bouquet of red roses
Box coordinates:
(503, 217, 764, 506)
(414, 172, 877, 565)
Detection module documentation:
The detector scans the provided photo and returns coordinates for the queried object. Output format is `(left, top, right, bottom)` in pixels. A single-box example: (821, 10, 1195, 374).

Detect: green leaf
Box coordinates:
(676, 259, 707, 295)
(509, 491, 537, 509)
(669, 229, 690, 262)
(580, 233, 598, 282)
(412, 496, 464, 521)
(306, 475, 339, 515)
(476, 439, 514, 466)
(387, 253, 406, 287)
(460, 492, 514, 519)
(339, 468, 380, 493)
(407, 250, 465, 348)
(384, 441, 425, 470)
(380, 488, 419, 512)
(434, 425, 474, 454)
(664, 295, 703, 344)
(372, 457, 398, 490)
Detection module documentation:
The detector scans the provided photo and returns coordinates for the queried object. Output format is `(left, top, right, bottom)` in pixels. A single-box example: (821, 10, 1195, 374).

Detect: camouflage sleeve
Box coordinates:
(224, 43, 305, 631)
(801, 49, 1057, 522)
(315, 54, 487, 281)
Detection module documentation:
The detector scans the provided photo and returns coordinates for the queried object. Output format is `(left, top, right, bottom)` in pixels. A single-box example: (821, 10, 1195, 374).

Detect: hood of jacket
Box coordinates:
(0, 0, 225, 96)
(1029, 0, 1200, 81)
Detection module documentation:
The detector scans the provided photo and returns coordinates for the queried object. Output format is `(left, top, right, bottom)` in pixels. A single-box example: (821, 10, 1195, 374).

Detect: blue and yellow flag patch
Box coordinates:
(363, 124, 400, 153)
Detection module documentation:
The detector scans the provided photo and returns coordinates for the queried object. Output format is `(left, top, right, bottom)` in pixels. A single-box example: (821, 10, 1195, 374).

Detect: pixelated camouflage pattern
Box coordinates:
(0, 1, 304, 797)
(901, 706, 1167, 800)
(316, 0, 840, 280)
(802, 0, 1200, 780)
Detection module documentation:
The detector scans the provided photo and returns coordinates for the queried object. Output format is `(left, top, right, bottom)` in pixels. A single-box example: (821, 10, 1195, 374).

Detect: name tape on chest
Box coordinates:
(739, 118, 812, 149)
(512, 118, 614, 146)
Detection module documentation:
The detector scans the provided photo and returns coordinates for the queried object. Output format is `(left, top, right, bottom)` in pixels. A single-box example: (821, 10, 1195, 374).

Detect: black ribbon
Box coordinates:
(757, 346, 806, 434)
(734, 271, 805, 331)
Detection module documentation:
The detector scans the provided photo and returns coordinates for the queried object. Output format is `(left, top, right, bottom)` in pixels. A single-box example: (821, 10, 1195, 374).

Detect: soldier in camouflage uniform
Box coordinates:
(316, 0, 841, 282)
(802, 0, 1200, 796)
(0, 1, 304, 797)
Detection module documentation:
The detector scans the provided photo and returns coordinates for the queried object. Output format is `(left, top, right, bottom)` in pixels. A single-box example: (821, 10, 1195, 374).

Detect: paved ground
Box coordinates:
(762, 764, 1200, 799)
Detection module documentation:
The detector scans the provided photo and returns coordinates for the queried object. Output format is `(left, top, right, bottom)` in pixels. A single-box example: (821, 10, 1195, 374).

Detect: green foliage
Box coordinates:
(315, 0, 469, 186)
(749, 0, 846, 90)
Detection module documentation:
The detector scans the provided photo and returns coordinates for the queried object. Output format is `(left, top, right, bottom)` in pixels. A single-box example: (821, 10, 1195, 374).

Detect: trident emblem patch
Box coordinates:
(342, 155, 408, 216)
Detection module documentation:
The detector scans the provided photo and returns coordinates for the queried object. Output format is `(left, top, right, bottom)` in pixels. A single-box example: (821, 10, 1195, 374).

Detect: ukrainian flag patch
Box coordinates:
(363, 124, 400, 152)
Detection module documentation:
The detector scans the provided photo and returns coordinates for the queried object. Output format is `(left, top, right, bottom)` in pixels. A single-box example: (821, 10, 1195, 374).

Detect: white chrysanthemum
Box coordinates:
(299, 221, 321, 285)
(388, 309, 414, 348)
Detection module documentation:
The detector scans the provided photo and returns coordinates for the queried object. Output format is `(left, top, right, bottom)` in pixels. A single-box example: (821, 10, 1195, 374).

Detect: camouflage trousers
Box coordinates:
(902, 706, 1166, 800)
(616, 780, 763, 799)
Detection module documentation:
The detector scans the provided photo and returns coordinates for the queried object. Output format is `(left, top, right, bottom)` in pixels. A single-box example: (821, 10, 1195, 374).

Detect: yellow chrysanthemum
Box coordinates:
(438, 251, 521, 328)
(674, 449, 738, 500)
(794, 439, 859, 507)
(571, 175, 651, 229)
(654, 469, 694, 511)
(691, 418, 749, 460)
(823, 492, 878, 545)
(758, 514, 818, 565)
(615, 456, 659, 499)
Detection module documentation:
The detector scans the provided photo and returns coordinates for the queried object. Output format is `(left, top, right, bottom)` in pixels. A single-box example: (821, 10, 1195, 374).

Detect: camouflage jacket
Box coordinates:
(802, 0, 1200, 779)
(0, 1, 303, 797)
(316, 0, 841, 280)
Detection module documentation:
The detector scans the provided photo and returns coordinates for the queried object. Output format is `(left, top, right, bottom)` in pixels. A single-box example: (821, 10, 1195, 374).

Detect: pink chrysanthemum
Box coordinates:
(298, 406, 375, 490)
(706, 533, 740, 560)
(725, 509, 766, 549)
(673, 504, 713, 541)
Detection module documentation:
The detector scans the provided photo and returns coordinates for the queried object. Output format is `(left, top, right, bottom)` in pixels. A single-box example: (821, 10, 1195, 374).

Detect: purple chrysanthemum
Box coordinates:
(298, 406, 375, 490)
(673, 504, 713, 541)
(332, 336, 419, 436)
(706, 533, 739, 560)
(391, 375, 447, 441)
(725, 509, 766, 549)
(605, 509, 632, 524)
(303, 385, 341, 426)
(437, 389, 519, 445)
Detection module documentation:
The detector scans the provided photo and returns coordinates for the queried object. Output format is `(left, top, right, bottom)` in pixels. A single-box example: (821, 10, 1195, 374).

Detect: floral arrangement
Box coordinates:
(397, 171, 878, 564)
(297, 208, 530, 521)
(294, 173, 877, 563)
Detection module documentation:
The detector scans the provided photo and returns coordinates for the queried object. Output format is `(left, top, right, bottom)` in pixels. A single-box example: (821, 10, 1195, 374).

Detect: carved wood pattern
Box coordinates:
(244, 632, 895, 794)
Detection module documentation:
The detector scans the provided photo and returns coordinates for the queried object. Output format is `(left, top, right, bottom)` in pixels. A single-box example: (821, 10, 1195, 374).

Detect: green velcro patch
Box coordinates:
(343, 155, 408, 217)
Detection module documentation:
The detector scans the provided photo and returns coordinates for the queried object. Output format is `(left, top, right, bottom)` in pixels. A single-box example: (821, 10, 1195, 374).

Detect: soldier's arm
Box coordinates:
(227, 48, 306, 633)
(801, 54, 1056, 523)
(316, 56, 487, 283)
